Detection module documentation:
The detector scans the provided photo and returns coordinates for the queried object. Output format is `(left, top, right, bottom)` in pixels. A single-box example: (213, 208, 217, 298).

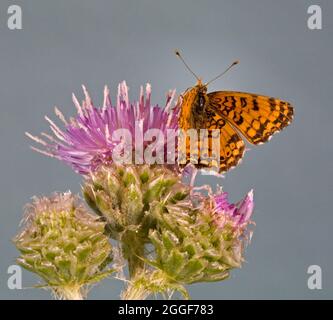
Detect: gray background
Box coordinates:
(0, 0, 332, 299)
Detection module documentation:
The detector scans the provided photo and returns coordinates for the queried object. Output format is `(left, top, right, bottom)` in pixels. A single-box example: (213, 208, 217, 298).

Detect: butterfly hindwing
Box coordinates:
(207, 91, 294, 145)
(204, 108, 245, 172)
(178, 107, 245, 172)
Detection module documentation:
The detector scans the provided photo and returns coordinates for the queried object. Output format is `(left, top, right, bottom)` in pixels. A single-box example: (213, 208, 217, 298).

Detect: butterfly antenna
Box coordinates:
(205, 60, 239, 86)
(175, 49, 200, 81)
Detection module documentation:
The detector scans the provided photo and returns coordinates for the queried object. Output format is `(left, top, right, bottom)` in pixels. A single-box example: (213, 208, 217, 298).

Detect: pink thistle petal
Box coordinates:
(213, 189, 254, 229)
(27, 82, 180, 174)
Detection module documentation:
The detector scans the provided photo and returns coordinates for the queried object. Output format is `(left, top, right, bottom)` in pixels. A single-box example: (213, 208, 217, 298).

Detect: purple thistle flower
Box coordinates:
(26, 81, 180, 174)
(212, 188, 254, 230)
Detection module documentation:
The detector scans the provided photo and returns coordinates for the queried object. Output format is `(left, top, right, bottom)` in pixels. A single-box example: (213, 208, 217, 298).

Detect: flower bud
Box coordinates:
(14, 192, 113, 300)
(83, 164, 189, 240)
(145, 188, 254, 296)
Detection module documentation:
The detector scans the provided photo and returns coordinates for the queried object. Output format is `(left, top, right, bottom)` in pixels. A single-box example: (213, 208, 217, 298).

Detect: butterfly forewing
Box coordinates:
(207, 91, 294, 145)
(178, 87, 199, 130)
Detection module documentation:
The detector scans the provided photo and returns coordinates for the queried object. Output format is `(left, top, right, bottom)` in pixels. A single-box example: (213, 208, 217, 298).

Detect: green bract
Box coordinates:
(150, 201, 244, 279)
(14, 192, 113, 300)
(83, 164, 189, 278)
(126, 199, 246, 299)
(83, 164, 189, 239)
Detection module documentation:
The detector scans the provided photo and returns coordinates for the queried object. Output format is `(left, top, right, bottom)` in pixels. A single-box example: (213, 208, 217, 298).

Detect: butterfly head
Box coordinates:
(184, 77, 208, 96)
(182, 79, 207, 99)
(194, 79, 208, 95)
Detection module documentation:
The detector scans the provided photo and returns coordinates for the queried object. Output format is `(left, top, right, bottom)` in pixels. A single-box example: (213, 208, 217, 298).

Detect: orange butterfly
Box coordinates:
(176, 50, 294, 173)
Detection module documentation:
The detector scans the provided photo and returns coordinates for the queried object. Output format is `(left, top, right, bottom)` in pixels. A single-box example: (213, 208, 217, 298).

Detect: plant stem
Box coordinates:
(55, 285, 84, 300)
(121, 282, 150, 300)
(121, 230, 145, 278)
(120, 231, 148, 300)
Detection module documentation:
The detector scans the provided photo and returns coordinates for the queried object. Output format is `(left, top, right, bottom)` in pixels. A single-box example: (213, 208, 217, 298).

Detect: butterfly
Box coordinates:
(175, 50, 294, 173)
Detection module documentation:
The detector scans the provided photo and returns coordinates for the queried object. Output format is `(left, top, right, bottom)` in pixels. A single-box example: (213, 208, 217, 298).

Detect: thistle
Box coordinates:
(83, 163, 189, 277)
(13, 192, 114, 300)
(21, 81, 257, 300)
(126, 188, 254, 299)
(26, 82, 180, 174)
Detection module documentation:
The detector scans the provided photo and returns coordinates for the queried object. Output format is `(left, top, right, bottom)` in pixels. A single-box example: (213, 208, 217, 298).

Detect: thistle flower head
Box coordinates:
(140, 186, 255, 298)
(14, 192, 113, 300)
(212, 188, 254, 230)
(26, 82, 180, 174)
(83, 163, 189, 240)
